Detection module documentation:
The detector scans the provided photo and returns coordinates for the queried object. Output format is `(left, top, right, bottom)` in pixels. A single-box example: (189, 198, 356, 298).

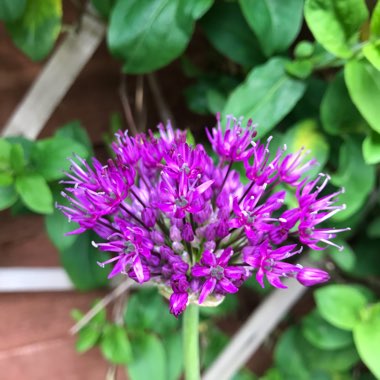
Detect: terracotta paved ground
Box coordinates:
(0, 210, 130, 380)
(0, 292, 112, 380)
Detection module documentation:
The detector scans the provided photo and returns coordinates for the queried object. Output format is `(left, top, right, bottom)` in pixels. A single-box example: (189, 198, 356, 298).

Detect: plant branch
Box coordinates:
(135, 75, 147, 132)
(119, 75, 138, 136)
(105, 283, 130, 380)
(70, 279, 133, 335)
(147, 73, 175, 125)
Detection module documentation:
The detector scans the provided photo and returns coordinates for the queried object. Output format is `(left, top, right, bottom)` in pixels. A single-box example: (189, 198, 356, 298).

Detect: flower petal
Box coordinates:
(218, 247, 233, 266)
(199, 278, 216, 304)
(219, 278, 238, 293)
(192, 264, 211, 277)
(201, 250, 217, 267)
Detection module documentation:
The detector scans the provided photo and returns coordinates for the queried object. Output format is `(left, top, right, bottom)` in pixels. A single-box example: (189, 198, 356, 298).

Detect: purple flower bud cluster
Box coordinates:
(58, 114, 349, 316)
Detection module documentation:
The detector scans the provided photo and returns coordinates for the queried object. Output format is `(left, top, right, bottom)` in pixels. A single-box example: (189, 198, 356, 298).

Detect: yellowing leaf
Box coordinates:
(283, 119, 329, 177)
(7, 0, 62, 60)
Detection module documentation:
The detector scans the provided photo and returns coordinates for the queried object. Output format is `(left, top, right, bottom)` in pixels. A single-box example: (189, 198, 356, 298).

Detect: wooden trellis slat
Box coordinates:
(203, 269, 309, 380)
(0, 8, 105, 292)
(0, 268, 74, 291)
(1, 11, 105, 139)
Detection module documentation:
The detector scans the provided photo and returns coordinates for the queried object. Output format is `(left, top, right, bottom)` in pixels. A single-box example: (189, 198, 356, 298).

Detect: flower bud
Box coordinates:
(182, 223, 194, 242)
(151, 230, 164, 245)
(141, 208, 156, 228)
(296, 267, 330, 286)
(170, 225, 181, 242)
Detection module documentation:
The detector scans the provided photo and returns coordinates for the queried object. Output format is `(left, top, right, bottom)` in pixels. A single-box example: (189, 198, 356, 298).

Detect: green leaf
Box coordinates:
(353, 303, 380, 379)
(71, 309, 84, 322)
(0, 138, 12, 169)
(179, 0, 214, 20)
(124, 288, 178, 334)
(207, 89, 227, 114)
(15, 173, 53, 214)
(294, 41, 315, 59)
(282, 119, 329, 177)
(233, 370, 257, 380)
(328, 240, 356, 273)
(5, 136, 33, 162)
(321, 71, 364, 135)
(59, 231, 110, 290)
(363, 130, 380, 164)
(186, 129, 196, 146)
(180, 56, 203, 78)
(288, 77, 327, 122)
(330, 137, 375, 221)
(0, 185, 18, 211)
(10, 144, 25, 174)
(367, 217, 380, 238)
(362, 43, 380, 71)
(90, 301, 107, 324)
(0, 0, 26, 21)
(362, 0, 380, 69)
(345, 59, 380, 133)
(44, 185, 79, 251)
(0, 173, 13, 187)
(6, 0, 62, 61)
(276, 326, 359, 377)
(76, 324, 102, 353)
(184, 74, 239, 115)
(103, 112, 124, 152)
(285, 60, 313, 80)
(55, 120, 94, 155)
(127, 333, 167, 380)
(108, 0, 195, 73)
(200, 294, 239, 317)
(200, 1, 265, 67)
(301, 310, 354, 350)
(315, 284, 372, 330)
(223, 58, 306, 138)
(100, 324, 132, 364)
(91, 0, 116, 19)
(184, 82, 211, 115)
(300, 332, 360, 372)
(304, 0, 369, 58)
(369, 1, 380, 37)
(274, 328, 310, 379)
(203, 328, 229, 367)
(164, 333, 183, 380)
(31, 136, 89, 181)
(239, 0, 303, 57)
(350, 238, 380, 278)
(260, 368, 283, 380)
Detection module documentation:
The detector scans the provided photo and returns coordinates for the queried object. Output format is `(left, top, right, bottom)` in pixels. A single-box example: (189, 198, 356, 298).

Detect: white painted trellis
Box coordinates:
(0, 8, 307, 380)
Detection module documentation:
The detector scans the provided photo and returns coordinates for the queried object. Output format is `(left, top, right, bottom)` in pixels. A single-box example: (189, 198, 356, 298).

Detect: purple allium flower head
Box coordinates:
(59, 116, 348, 317)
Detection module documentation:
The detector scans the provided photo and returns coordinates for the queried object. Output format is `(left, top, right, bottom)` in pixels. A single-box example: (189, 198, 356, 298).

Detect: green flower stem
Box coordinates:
(183, 304, 200, 380)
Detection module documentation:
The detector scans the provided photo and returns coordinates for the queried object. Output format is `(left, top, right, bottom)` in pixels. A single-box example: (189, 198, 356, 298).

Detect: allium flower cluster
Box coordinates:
(59, 114, 348, 316)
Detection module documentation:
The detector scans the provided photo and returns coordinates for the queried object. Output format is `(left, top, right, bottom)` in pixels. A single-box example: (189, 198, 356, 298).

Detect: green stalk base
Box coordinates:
(183, 304, 200, 380)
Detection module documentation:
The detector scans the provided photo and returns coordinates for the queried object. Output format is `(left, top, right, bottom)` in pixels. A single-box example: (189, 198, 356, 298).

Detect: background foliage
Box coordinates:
(1, 0, 380, 379)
